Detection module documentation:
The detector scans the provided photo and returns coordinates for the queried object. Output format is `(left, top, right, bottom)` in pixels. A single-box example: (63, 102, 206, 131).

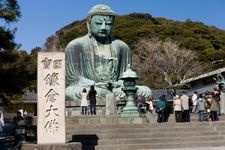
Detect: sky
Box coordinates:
(14, 0, 225, 53)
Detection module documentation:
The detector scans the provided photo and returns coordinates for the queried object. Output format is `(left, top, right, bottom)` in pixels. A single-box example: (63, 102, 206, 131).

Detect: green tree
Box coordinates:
(0, 0, 21, 50)
(0, 0, 22, 104)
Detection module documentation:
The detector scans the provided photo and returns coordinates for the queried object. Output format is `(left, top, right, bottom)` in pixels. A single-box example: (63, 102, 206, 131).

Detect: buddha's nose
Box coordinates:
(100, 23, 106, 30)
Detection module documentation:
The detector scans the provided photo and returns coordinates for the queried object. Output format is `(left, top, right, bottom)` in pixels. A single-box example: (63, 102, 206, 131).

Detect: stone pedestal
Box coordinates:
(65, 100, 106, 116)
(20, 142, 81, 150)
(120, 88, 140, 117)
(220, 91, 225, 114)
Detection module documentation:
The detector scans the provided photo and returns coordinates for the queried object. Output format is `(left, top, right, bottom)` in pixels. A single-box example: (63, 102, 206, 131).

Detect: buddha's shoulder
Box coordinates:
(66, 35, 89, 48)
(111, 38, 129, 48)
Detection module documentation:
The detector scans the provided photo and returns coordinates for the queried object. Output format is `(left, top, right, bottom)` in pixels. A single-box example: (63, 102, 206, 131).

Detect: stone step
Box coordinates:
(92, 140, 225, 150)
(67, 130, 219, 140)
(65, 130, 222, 143)
(98, 135, 225, 145)
(66, 116, 149, 125)
(65, 114, 225, 125)
(66, 121, 225, 131)
(168, 113, 225, 122)
(66, 126, 214, 134)
(64, 116, 225, 149)
(72, 135, 225, 145)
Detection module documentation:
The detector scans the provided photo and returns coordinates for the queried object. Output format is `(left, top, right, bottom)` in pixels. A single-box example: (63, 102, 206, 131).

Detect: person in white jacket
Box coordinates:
(173, 95, 182, 122)
(146, 98, 154, 113)
(191, 91, 198, 113)
(80, 88, 89, 115)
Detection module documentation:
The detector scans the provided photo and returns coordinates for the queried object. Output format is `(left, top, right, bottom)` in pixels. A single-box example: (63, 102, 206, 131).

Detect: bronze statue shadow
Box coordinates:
(71, 134, 99, 150)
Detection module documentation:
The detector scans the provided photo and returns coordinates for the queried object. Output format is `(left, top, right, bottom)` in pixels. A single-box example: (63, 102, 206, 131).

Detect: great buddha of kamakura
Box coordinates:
(65, 4, 152, 100)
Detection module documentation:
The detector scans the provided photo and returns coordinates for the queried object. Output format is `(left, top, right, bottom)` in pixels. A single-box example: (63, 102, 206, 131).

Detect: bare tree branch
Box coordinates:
(133, 38, 205, 88)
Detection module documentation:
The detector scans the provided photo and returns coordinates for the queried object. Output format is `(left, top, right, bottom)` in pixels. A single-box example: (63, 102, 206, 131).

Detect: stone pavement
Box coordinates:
(0, 117, 18, 150)
(144, 147, 225, 150)
(0, 135, 17, 150)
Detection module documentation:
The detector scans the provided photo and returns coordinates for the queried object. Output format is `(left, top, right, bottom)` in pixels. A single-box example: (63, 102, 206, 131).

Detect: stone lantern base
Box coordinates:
(120, 111, 140, 117)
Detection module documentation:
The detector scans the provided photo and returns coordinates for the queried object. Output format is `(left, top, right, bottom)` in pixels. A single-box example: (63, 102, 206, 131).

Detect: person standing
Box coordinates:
(13, 110, 26, 145)
(173, 95, 182, 122)
(213, 86, 221, 115)
(156, 98, 166, 123)
(0, 109, 4, 135)
(191, 91, 198, 113)
(89, 85, 97, 115)
(210, 93, 219, 121)
(197, 94, 206, 122)
(159, 94, 169, 122)
(80, 88, 88, 115)
(180, 92, 190, 122)
(146, 98, 154, 113)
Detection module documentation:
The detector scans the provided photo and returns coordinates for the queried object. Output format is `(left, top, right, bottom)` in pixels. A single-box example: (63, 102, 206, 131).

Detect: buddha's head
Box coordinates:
(87, 4, 116, 41)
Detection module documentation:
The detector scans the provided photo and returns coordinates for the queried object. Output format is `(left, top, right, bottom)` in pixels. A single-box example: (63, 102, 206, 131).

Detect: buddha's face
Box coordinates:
(89, 15, 114, 40)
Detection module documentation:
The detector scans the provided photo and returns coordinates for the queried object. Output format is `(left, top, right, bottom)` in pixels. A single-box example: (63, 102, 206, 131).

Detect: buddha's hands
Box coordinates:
(95, 80, 123, 88)
(110, 80, 123, 88)
(95, 82, 108, 87)
(77, 76, 95, 86)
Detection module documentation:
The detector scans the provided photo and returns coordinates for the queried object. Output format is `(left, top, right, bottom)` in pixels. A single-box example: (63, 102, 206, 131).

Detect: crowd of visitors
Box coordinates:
(154, 87, 221, 123)
(80, 85, 222, 123)
(136, 86, 221, 123)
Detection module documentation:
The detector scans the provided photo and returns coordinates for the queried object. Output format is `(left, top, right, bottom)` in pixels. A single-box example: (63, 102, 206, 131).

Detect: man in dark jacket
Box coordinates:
(88, 85, 97, 115)
(156, 98, 166, 123)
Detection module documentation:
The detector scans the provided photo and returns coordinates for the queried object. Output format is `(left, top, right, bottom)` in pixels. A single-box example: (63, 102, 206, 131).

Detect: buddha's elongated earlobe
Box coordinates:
(87, 21, 92, 37)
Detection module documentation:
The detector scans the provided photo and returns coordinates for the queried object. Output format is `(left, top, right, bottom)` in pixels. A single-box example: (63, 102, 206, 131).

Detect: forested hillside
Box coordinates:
(45, 13, 225, 89)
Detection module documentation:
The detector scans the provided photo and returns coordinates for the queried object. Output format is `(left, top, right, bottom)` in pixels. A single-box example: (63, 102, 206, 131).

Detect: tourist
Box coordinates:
(88, 85, 97, 115)
(180, 92, 190, 122)
(65, 4, 152, 101)
(13, 110, 26, 145)
(146, 98, 154, 113)
(204, 90, 212, 121)
(80, 88, 88, 115)
(213, 86, 221, 115)
(159, 94, 169, 122)
(191, 91, 198, 113)
(210, 93, 219, 121)
(0, 109, 4, 136)
(156, 97, 166, 123)
(173, 95, 182, 122)
(196, 94, 206, 122)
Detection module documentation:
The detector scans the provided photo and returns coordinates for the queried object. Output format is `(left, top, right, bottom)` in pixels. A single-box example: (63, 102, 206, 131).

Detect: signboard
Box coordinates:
(37, 52, 65, 144)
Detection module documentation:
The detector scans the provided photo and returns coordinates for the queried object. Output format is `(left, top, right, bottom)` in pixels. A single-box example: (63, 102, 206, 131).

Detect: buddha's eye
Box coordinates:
(106, 22, 112, 25)
(95, 22, 102, 25)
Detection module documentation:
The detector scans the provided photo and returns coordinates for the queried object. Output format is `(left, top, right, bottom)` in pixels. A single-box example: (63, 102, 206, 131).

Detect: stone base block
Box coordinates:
(20, 142, 81, 150)
(118, 117, 148, 124)
(120, 111, 140, 118)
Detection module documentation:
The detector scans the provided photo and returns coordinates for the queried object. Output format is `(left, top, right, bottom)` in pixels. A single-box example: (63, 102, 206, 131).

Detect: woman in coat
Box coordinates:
(80, 88, 88, 115)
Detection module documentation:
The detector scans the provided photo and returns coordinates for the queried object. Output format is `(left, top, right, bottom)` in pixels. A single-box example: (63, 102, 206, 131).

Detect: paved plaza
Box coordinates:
(0, 117, 18, 150)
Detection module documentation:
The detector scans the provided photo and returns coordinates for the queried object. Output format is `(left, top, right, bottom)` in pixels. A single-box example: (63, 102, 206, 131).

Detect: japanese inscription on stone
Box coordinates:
(37, 52, 65, 144)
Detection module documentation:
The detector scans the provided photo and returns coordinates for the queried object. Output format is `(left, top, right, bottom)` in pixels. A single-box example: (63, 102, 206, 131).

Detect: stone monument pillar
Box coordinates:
(21, 52, 81, 150)
(105, 83, 117, 116)
(37, 52, 66, 144)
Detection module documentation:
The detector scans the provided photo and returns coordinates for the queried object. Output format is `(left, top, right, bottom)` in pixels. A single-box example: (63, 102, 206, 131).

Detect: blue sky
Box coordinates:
(15, 0, 225, 53)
